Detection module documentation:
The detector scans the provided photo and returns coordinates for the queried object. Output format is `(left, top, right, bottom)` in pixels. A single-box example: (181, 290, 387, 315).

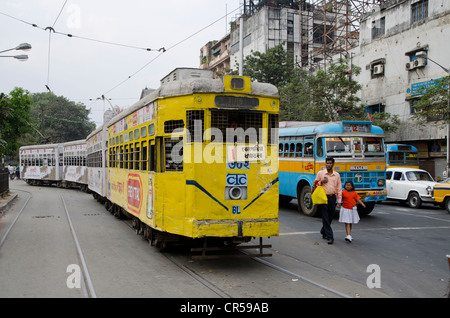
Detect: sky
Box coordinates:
(0, 0, 243, 127)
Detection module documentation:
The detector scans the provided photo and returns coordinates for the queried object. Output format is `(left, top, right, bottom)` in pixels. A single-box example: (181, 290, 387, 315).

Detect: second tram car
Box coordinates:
(20, 143, 63, 186)
(86, 124, 108, 201)
(61, 139, 88, 191)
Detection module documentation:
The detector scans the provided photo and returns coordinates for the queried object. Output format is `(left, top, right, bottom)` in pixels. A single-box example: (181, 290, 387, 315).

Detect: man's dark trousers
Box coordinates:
(319, 195, 337, 241)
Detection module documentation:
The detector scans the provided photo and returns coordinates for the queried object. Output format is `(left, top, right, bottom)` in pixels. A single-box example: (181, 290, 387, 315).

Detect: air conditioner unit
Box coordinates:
(406, 62, 414, 71)
(373, 64, 384, 75)
(414, 57, 427, 68)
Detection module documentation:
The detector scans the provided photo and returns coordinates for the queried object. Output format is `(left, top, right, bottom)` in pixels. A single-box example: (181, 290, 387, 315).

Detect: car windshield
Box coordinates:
(405, 171, 434, 182)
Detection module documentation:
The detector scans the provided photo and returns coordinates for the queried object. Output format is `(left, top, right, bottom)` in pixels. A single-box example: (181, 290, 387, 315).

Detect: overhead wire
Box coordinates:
(1, 3, 242, 119)
(101, 5, 242, 97)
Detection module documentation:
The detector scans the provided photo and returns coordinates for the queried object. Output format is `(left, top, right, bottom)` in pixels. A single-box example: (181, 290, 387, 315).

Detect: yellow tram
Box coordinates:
(106, 69, 279, 255)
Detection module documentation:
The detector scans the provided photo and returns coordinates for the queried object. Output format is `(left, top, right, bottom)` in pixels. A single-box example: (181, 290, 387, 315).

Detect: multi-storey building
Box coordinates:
(354, 0, 450, 178)
(199, 0, 449, 178)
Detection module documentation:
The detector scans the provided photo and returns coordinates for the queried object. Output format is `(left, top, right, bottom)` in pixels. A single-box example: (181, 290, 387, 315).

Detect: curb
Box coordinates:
(0, 192, 18, 214)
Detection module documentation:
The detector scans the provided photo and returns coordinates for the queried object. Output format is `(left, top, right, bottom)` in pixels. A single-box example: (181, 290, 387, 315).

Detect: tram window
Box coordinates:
(120, 134, 123, 144)
(141, 126, 147, 138)
(124, 146, 129, 169)
(134, 142, 140, 170)
(268, 114, 279, 145)
(134, 129, 139, 140)
(148, 123, 155, 136)
(116, 136, 119, 145)
(187, 110, 204, 142)
(129, 145, 134, 170)
(164, 137, 183, 172)
(164, 120, 184, 134)
(141, 141, 147, 171)
(120, 146, 124, 168)
(148, 143, 155, 172)
(129, 131, 133, 142)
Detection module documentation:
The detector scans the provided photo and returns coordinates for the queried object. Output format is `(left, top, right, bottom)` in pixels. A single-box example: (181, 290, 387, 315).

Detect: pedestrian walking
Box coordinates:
(313, 157, 342, 244)
(15, 165, 20, 180)
(7, 164, 15, 180)
(339, 181, 365, 243)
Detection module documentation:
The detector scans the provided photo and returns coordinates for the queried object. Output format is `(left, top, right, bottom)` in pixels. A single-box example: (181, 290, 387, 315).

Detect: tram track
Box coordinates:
(60, 194, 97, 298)
(0, 188, 97, 298)
(2, 187, 356, 298)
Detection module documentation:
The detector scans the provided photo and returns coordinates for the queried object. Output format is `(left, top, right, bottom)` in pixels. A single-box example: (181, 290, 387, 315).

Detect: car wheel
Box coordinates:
(445, 197, 450, 214)
(407, 192, 422, 208)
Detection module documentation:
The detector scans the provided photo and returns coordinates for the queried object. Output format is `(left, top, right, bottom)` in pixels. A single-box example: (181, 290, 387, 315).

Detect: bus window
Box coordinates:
(295, 143, 302, 157)
(279, 143, 284, 155)
(305, 142, 313, 156)
(363, 137, 384, 156)
(353, 138, 361, 152)
(289, 143, 295, 157)
(284, 144, 289, 157)
(317, 138, 324, 157)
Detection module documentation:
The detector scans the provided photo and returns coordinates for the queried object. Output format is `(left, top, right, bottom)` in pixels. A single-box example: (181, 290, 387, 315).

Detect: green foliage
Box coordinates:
(0, 88, 33, 156)
(240, 43, 295, 87)
(28, 92, 96, 144)
(412, 75, 450, 128)
(237, 46, 400, 133)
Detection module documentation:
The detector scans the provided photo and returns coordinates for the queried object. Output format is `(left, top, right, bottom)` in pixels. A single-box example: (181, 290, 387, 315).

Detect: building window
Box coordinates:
(372, 17, 385, 40)
(411, 0, 428, 24)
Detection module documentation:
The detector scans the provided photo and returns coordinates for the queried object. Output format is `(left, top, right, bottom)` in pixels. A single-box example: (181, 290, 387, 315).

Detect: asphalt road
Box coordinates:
(1, 179, 449, 299)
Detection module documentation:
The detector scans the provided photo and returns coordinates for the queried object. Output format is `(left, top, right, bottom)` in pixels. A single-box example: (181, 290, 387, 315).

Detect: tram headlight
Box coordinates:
(225, 186, 247, 200)
(377, 179, 385, 187)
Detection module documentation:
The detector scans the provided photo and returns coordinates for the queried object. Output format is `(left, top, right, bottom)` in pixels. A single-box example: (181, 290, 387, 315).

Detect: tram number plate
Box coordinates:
(226, 174, 248, 186)
(232, 206, 241, 214)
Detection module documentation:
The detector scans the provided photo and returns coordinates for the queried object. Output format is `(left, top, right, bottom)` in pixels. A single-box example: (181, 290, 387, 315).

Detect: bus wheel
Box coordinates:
(298, 185, 317, 217)
(357, 202, 375, 216)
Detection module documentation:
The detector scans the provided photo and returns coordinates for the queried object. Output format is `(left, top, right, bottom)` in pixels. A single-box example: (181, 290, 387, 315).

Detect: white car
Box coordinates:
(386, 167, 435, 208)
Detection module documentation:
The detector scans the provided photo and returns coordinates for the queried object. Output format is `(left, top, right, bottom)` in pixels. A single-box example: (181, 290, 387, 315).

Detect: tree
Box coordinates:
(0, 88, 33, 157)
(280, 58, 364, 121)
(238, 43, 295, 87)
(411, 75, 450, 128)
(27, 92, 96, 144)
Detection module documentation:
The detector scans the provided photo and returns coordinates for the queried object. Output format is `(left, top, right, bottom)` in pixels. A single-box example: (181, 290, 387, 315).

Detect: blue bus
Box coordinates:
(386, 144, 419, 168)
(279, 121, 387, 216)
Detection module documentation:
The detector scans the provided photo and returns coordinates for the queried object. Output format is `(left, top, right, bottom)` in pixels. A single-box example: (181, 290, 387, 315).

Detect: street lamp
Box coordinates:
(0, 54, 28, 61)
(0, 43, 32, 61)
(416, 51, 450, 178)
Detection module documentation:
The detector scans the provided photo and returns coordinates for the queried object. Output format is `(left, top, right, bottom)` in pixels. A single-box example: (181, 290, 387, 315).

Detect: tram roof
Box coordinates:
(107, 77, 279, 128)
(279, 121, 384, 137)
(19, 143, 60, 150)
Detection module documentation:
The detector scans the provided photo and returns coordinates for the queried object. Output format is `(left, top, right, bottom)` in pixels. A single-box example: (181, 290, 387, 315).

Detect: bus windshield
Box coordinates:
(325, 137, 384, 158)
